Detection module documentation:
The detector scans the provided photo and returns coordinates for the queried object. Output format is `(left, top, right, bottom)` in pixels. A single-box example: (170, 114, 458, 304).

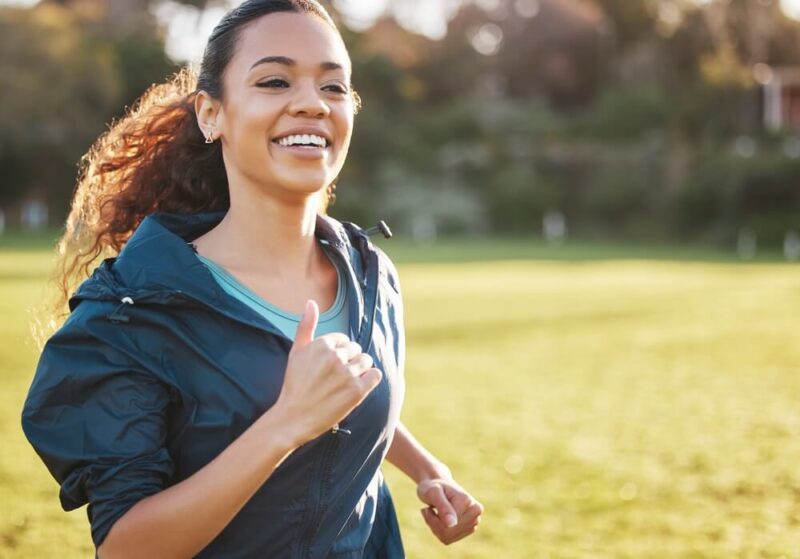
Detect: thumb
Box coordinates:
(292, 300, 318, 350)
(420, 482, 458, 528)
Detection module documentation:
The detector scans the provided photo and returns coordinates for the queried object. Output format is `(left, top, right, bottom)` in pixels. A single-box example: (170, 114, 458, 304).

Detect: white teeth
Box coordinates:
(276, 134, 327, 147)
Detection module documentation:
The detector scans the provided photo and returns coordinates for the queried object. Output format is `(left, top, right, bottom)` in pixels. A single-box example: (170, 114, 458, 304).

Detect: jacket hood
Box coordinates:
(69, 211, 386, 343)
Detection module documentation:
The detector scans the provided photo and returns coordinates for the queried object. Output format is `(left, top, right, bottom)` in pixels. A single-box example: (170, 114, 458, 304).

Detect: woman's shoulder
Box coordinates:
(38, 259, 179, 392)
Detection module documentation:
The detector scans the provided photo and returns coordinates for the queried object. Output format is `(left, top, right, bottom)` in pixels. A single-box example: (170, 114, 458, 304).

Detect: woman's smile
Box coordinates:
(271, 127, 333, 161)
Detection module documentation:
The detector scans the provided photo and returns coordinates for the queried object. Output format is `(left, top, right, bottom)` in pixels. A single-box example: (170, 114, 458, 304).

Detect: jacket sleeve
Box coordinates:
(21, 323, 174, 548)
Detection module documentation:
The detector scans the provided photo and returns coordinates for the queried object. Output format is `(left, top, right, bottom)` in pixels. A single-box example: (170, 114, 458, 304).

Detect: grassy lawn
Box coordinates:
(1, 240, 799, 558)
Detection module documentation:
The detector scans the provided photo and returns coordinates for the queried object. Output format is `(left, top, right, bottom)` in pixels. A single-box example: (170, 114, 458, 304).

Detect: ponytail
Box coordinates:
(34, 68, 218, 340)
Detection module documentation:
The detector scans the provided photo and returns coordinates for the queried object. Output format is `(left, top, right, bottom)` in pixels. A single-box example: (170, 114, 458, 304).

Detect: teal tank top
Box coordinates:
(195, 241, 349, 341)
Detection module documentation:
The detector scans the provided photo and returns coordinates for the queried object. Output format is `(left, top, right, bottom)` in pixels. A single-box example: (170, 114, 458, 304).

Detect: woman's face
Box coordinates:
(208, 12, 354, 200)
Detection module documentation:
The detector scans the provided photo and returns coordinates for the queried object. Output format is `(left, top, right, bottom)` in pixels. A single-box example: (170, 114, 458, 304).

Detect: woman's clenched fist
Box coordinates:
(272, 299, 382, 447)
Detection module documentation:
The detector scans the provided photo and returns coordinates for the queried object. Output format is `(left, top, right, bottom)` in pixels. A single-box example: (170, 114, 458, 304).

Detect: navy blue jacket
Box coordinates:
(21, 211, 407, 558)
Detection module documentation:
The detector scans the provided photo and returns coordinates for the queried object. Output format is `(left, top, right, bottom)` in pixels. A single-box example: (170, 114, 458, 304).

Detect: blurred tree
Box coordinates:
(591, 0, 654, 48)
(0, 4, 120, 209)
(2, 0, 798, 243)
(0, 2, 176, 219)
(419, 0, 611, 107)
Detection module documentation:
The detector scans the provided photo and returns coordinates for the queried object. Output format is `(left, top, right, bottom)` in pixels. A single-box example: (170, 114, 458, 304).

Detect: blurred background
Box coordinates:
(2, 0, 800, 254)
(1, 0, 799, 558)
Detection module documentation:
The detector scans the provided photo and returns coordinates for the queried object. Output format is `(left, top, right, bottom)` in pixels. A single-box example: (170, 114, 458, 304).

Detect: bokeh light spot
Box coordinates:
(504, 453, 524, 474)
(514, 0, 541, 18)
(469, 23, 504, 56)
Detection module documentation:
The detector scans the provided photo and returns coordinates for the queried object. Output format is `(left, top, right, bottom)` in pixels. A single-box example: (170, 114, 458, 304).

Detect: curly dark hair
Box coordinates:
(36, 0, 361, 344)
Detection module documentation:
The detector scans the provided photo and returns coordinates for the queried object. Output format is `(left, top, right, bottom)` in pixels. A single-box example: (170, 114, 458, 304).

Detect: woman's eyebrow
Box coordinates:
(249, 55, 344, 72)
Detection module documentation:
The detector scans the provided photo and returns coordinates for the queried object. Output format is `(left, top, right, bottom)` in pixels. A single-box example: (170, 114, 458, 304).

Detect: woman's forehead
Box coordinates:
(231, 12, 351, 76)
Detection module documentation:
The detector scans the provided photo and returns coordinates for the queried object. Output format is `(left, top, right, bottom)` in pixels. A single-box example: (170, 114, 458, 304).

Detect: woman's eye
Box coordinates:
(257, 78, 289, 88)
(324, 84, 348, 94)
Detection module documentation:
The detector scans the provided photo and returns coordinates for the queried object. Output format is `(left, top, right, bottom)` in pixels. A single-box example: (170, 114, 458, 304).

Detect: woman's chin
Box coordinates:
(274, 173, 335, 198)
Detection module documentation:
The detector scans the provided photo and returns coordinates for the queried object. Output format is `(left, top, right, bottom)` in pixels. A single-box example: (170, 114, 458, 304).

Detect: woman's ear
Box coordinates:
(194, 90, 222, 142)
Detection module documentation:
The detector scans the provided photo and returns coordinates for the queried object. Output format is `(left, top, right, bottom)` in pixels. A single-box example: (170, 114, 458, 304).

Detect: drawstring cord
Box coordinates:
(355, 220, 392, 290)
(363, 220, 392, 239)
(107, 296, 134, 324)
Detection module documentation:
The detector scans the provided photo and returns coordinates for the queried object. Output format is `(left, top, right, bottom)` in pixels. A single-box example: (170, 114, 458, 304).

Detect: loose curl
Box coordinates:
(34, 0, 361, 347)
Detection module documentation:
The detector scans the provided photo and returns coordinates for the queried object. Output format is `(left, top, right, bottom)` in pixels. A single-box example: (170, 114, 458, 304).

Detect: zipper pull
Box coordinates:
(331, 423, 352, 436)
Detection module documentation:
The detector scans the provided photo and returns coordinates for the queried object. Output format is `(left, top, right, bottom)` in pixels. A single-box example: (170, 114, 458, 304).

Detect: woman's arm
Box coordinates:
(385, 421, 452, 483)
(385, 421, 484, 544)
(97, 403, 302, 559)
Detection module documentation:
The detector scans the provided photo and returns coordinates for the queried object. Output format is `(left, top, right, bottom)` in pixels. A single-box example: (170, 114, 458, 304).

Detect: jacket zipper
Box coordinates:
(298, 432, 340, 559)
(293, 239, 379, 557)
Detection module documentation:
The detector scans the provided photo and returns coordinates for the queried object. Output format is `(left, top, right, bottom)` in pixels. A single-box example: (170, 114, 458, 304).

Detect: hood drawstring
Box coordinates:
(107, 296, 134, 324)
(363, 220, 392, 239)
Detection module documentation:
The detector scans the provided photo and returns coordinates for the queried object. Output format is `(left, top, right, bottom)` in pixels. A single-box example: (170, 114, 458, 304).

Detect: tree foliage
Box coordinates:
(2, 0, 800, 245)
(0, 2, 176, 211)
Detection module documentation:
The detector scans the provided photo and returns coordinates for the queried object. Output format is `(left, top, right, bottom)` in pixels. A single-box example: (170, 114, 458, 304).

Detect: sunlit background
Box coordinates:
(2, 0, 800, 253)
(2, 0, 799, 558)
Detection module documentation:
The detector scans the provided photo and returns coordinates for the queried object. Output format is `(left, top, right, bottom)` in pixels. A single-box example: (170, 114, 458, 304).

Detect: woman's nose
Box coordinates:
(288, 83, 330, 118)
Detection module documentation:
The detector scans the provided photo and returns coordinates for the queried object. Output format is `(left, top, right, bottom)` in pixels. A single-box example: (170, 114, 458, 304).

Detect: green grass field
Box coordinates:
(2, 239, 799, 558)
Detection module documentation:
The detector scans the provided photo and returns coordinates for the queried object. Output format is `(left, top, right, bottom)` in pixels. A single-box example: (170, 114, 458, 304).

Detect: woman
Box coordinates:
(21, 1, 483, 557)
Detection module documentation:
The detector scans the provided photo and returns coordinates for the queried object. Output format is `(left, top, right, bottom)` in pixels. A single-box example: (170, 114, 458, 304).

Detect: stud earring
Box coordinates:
(205, 128, 214, 144)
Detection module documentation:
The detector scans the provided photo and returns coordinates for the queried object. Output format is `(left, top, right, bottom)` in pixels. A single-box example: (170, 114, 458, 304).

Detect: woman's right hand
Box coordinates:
(273, 299, 382, 447)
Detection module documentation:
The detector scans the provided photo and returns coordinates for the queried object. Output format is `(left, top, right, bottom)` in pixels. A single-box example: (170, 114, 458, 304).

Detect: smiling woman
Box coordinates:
(21, 1, 482, 558)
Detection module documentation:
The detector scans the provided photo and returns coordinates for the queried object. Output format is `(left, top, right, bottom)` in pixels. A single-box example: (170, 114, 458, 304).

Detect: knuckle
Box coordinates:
(334, 347, 349, 363)
(320, 336, 337, 350)
(336, 334, 351, 346)
(349, 355, 368, 372)
(348, 364, 364, 380)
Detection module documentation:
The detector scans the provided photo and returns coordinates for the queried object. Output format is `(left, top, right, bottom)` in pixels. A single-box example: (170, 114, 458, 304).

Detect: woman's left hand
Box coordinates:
(416, 477, 484, 545)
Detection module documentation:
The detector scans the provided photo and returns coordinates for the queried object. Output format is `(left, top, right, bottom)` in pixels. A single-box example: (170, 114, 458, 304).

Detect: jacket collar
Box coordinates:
(70, 210, 379, 345)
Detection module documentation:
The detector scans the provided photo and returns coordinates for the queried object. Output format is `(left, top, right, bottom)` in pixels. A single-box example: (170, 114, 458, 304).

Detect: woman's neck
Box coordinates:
(193, 186, 326, 284)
